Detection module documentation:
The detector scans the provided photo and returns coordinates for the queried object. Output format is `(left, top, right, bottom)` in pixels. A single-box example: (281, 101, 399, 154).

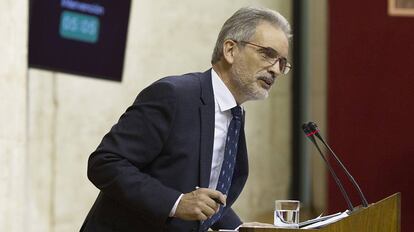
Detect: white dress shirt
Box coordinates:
(209, 68, 238, 189)
(169, 68, 238, 217)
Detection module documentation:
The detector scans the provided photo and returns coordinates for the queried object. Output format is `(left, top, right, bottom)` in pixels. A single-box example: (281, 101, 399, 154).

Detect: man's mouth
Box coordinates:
(258, 76, 274, 89)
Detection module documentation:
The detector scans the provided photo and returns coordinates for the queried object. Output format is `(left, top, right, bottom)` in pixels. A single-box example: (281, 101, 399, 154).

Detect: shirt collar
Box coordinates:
(211, 68, 238, 112)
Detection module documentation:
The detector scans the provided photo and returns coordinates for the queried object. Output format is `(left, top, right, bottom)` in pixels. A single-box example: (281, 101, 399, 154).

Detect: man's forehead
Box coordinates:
(251, 22, 289, 56)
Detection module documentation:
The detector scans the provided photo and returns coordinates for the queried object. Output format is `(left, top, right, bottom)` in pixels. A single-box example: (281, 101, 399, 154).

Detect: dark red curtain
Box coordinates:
(328, 1, 414, 231)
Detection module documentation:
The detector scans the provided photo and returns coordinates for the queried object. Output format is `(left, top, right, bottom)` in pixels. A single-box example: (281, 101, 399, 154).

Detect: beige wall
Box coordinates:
(1, 0, 294, 231)
(0, 0, 28, 231)
(308, 0, 328, 214)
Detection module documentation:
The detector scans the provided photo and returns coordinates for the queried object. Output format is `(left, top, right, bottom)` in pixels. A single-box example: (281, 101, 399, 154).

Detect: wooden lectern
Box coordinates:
(239, 193, 400, 232)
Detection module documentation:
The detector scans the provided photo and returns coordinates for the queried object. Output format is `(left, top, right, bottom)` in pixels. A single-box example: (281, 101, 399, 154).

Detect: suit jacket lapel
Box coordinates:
(198, 70, 249, 200)
(199, 69, 215, 188)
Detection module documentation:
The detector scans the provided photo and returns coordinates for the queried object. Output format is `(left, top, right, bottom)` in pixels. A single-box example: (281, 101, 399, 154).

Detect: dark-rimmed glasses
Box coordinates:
(235, 40, 292, 75)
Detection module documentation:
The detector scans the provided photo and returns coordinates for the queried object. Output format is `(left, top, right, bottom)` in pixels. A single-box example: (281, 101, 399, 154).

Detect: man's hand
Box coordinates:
(174, 188, 226, 221)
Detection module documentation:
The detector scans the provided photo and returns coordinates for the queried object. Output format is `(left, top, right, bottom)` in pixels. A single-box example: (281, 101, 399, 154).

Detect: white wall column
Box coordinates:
(0, 0, 28, 231)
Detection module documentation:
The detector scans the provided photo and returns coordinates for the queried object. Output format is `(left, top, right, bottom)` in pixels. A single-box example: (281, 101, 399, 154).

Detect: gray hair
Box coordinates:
(211, 6, 292, 64)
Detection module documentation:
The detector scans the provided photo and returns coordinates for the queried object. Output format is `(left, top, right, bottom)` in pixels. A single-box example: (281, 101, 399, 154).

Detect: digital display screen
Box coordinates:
(29, 0, 131, 82)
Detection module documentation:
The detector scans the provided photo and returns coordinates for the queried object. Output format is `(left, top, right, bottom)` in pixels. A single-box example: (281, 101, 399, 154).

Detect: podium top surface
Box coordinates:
(239, 193, 400, 232)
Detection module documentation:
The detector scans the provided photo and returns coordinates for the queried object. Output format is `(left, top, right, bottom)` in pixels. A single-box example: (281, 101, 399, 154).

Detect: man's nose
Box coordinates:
(268, 60, 281, 77)
(268, 59, 282, 76)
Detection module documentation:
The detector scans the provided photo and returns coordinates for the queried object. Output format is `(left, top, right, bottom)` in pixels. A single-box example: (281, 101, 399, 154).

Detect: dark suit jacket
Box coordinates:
(81, 69, 249, 232)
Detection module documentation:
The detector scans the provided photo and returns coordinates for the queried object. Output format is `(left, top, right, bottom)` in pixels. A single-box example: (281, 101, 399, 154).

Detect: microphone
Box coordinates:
(302, 124, 354, 211)
(306, 122, 369, 207)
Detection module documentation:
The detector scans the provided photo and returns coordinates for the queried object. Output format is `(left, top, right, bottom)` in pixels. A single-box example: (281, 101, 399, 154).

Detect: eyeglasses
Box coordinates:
(235, 40, 292, 75)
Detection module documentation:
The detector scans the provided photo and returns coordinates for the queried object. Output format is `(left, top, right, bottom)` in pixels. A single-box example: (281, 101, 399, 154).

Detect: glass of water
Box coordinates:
(274, 200, 300, 228)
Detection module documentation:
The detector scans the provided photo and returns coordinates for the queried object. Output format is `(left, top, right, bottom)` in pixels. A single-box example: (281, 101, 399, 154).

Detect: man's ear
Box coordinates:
(222, 40, 238, 64)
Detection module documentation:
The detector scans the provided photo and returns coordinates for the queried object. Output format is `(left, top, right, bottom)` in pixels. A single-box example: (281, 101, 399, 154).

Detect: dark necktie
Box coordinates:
(200, 106, 243, 231)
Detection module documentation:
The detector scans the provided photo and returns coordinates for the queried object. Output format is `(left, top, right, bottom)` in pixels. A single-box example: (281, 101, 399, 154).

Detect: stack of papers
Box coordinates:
(300, 211, 350, 229)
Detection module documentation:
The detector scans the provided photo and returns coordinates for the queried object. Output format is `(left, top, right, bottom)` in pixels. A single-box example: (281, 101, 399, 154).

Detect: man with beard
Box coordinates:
(81, 6, 292, 232)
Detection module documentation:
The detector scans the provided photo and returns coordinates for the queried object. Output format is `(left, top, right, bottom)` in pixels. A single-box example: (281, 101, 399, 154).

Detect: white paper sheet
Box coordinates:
(301, 211, 349, 229)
